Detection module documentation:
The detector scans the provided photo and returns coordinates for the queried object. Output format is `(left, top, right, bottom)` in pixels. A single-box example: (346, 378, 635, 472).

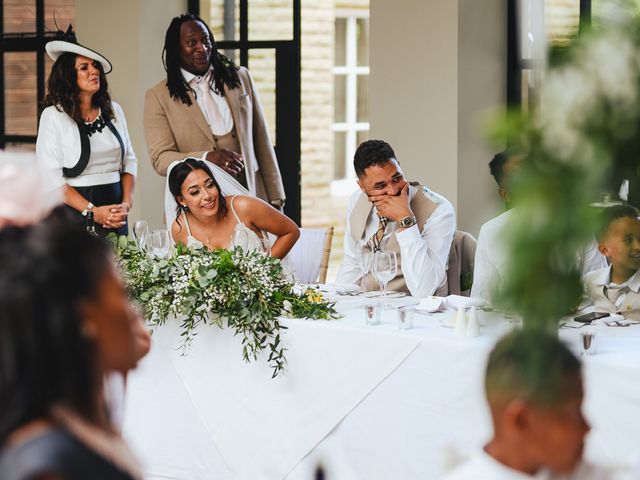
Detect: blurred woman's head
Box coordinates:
(0, 224, 140, 443)
(43, 52, 113, 122)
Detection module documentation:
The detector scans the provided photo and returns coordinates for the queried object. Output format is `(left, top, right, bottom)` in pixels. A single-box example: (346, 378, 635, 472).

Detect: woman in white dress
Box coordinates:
(167, 158, 299, 258)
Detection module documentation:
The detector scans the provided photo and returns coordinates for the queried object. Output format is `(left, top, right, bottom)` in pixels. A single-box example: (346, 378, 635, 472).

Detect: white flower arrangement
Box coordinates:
(109, 235, 340, 377)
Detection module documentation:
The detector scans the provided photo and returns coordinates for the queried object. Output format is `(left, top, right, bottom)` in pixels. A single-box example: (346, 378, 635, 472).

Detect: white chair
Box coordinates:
(287, 227, 334, 284)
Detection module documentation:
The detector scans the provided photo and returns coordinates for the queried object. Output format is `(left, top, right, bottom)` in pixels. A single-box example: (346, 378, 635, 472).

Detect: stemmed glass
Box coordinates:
(148, 230, 171, 259)
(232, 229, 250, 252)
(356, 240, 373, 292)
(132, 220, 149, 252)
(373, 250, 397, 304)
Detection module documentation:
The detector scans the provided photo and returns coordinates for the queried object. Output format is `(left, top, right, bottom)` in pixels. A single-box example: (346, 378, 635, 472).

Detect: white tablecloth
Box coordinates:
(123, 297, 640, 479)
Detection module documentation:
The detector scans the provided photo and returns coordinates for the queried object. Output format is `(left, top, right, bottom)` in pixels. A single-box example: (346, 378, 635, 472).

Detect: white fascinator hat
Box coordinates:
(45, 25, 112, 74)
(0, 151, 61, 228)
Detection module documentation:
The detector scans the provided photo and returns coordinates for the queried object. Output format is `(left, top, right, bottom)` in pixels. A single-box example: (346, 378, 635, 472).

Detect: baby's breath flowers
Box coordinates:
(109, 235, 339, 377)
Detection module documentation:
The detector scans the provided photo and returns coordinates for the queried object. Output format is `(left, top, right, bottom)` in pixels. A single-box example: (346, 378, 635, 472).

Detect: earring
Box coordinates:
(181, 204, 188, 211)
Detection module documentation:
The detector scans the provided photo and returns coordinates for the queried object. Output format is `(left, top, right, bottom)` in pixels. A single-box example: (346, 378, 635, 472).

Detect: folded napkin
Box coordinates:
(445, 295, 486, 311)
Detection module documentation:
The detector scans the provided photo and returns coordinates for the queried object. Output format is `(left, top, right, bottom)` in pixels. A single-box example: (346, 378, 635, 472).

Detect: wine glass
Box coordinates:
(356, 240, 373, 292)
(232, 228, 250, 252)
(149, 230, 171, 259)
(132, 220, 149, 251)
(373, 250, 397, 303)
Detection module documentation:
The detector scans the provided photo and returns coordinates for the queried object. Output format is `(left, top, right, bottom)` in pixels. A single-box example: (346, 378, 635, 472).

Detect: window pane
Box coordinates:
(4, 0, 36, 33)
(5, 52, 38, 136)
(248, 49, 276, 142)
(356, 18, 369, 66)
(45, 0, 75, 33)
(356, 130, 369, 149)
(202, 0, 240, 42)
(334, 131, 346, 179)
(334, 75, 346, 123)
(545, 0, 579, 47)
(249, 0, 293, 41)
(356, 75, 368, 123)
(334, 18, 347, 67)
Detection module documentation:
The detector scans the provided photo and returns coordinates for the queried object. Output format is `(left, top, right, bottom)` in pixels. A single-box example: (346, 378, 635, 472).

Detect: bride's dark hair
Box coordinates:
(168, 158, 228, 230)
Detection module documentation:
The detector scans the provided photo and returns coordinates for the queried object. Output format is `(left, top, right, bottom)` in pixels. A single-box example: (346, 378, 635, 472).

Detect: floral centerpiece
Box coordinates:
(109, 235, 340, 377)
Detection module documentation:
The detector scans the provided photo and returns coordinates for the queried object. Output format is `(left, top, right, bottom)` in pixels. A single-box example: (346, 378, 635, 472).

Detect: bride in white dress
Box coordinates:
(166, 158, 299, 259)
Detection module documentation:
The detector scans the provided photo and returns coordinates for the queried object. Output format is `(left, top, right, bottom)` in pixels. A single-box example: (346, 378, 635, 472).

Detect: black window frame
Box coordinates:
(506, 0, 592, 110)
(0, 0, 59, 147)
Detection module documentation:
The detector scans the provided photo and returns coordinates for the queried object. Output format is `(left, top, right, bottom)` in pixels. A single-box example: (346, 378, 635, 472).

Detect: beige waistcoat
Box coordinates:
(350, 185, 443, 295)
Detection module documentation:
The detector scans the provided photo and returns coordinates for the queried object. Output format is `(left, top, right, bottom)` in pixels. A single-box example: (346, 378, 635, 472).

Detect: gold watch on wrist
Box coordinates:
(398, 215, 417, 228)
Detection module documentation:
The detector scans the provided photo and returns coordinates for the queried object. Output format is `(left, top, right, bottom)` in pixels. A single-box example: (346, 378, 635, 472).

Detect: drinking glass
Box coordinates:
(373, 250, 397, 302)
(132, 220, 149, 251)
(356, 240, 373, 292)
(232, 228, 250, 252)
(580, 331, 597, 356)
(397, 306, 414, 330)
(364, 303, 381, 326)
(149, 230, 171, 259)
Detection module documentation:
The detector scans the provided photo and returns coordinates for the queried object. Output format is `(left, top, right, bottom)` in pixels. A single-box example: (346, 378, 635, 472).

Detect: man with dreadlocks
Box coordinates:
(144, 13, 286, 209)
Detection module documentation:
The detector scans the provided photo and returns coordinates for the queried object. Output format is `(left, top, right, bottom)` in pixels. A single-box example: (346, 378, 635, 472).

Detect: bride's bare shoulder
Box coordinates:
(228, 195, 264, 212)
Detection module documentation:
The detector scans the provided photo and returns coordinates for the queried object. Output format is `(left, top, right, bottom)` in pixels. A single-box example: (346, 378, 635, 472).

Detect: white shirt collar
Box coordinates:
(593, 265, 640, 293)
(181, 66, 213, 85)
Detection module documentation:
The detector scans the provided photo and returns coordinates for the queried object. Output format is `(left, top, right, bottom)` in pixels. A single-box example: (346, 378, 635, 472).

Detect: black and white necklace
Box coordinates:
(84, 109, 106, 137)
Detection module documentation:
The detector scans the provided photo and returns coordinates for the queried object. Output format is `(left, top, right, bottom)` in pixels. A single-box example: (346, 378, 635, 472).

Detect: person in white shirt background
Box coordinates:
(36, 28, 137, 237)
(471, 150, 606, 304)
(336, 139, 455, 297)
(441, 330, 613, 480)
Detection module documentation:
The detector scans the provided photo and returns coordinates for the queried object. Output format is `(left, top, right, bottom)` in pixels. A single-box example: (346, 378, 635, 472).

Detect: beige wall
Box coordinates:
(458, 0, 506, 234)
(369, 0, 506, 236)
(76, 0, 187, 229)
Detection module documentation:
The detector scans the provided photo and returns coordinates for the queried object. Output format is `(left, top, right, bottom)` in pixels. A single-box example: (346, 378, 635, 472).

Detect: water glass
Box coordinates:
(356, 240, 373, 291)
(364, 303, 381, 326)
(373, 250, 397, 300)
(232, 229, 250, 252)
(149, 230, 171, 259)
(580, 331, 597, 356)
(132, 220, 149, 251)
(397, 307, 414, 330)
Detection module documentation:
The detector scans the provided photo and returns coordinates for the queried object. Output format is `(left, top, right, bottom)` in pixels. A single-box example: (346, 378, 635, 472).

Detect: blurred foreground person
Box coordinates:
(441, 330, 612, 479)
(0, 224, 144, 479)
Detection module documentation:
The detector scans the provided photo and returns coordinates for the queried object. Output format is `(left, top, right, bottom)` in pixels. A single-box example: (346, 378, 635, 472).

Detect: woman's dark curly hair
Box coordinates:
(163, 13, 240, 106)
(43, 52, 114, 122)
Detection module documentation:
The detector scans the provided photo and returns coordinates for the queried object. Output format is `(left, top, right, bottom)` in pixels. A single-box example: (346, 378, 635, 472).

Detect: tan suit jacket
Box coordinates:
(143, 67, 285, 203)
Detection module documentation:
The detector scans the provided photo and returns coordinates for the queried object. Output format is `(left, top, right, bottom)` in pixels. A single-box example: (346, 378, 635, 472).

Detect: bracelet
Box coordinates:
(81, 202, 94, 217)
(121, 201, 131, 211)
(270, 199, 285, 208)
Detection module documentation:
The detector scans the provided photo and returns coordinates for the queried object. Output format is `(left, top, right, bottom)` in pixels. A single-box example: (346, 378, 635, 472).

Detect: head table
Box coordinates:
(122, 293, 640, 480)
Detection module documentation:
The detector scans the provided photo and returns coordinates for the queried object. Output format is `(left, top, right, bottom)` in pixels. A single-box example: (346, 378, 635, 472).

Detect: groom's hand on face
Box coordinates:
(367, 183, 412, 222)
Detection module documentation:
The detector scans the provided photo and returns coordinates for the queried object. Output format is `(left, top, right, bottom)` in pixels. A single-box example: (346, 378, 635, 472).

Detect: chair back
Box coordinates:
(287, 227, 334, 284)
(446, 230, 477, 296)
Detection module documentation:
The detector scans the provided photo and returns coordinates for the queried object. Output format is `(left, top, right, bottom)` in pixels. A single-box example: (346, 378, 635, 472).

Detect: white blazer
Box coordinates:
(36, 101, 137, 192)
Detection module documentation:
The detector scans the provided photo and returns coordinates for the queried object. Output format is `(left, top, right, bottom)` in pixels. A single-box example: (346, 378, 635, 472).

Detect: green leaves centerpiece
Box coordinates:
(109, 235, 340, 377)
